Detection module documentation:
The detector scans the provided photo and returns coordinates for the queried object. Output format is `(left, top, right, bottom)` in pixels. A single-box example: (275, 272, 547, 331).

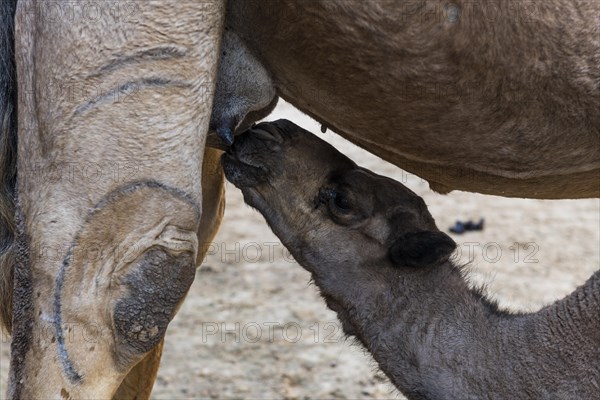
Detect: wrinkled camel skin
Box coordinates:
(223, 119, 600, 399)
(224, 0, 600, 198)
(113, 148, 225, 400)
(4, 1, 225, 398)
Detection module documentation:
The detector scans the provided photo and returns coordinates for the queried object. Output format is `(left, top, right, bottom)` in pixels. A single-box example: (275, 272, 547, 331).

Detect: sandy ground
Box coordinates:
(1, 101, 598, 399)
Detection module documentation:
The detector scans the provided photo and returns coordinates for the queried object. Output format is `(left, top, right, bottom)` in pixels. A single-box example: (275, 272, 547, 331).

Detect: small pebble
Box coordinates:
(449, 218, 485, 234)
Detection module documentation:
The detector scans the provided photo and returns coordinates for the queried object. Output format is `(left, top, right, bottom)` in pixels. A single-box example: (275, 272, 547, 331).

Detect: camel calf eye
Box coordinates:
(332, 192, 351, 211)
(316, 188, 352, 215)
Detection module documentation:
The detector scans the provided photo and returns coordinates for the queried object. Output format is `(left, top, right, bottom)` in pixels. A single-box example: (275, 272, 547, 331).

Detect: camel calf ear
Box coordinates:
(390, 231, 456, 268)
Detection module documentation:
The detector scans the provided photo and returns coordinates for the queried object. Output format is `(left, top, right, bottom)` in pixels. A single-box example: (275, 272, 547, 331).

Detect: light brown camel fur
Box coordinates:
(0, 0, 226, 398)
(223, 0, 600, 198)
(223, 119, 600, 400)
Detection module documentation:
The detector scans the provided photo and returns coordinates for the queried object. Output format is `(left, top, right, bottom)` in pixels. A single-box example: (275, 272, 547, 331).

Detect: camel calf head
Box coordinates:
(222, 119, 455, 275)
(223, 120, 600, 399)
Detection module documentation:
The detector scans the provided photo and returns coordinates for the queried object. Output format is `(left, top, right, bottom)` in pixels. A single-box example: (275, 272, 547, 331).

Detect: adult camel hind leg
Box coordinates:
(9, 1, 224, 398)
(113, 147, 225, 400)
(112, 341, 164, 400)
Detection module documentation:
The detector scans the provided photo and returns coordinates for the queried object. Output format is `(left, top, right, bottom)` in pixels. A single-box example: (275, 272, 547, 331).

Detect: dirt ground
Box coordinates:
(1, 101, 598, 399)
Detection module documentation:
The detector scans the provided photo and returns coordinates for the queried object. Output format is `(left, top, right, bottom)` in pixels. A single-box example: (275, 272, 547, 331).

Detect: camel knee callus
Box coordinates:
(113, 248, 195, 367)
(53, 182, 200, 377)
(223, 119, 600, 399)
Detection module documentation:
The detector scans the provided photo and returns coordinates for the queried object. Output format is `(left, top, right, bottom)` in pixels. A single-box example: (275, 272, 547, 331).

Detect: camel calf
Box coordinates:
(222, 119, 600, 400)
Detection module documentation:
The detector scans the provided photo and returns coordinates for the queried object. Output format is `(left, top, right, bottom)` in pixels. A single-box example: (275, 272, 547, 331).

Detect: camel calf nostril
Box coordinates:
(249, 126, 283, 144)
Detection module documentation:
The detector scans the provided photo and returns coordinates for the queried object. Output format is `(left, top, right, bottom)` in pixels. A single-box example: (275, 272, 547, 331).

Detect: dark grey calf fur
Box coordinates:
(223, 119, 600, 400)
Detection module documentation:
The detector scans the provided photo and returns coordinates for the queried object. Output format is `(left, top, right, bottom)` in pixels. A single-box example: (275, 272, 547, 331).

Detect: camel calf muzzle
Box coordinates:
(223, 119, 600, 399)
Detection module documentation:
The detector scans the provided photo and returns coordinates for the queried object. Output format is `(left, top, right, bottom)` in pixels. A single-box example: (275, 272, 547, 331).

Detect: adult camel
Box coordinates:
(221, 0, 599, 199)
(0, 0, 598, 398)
